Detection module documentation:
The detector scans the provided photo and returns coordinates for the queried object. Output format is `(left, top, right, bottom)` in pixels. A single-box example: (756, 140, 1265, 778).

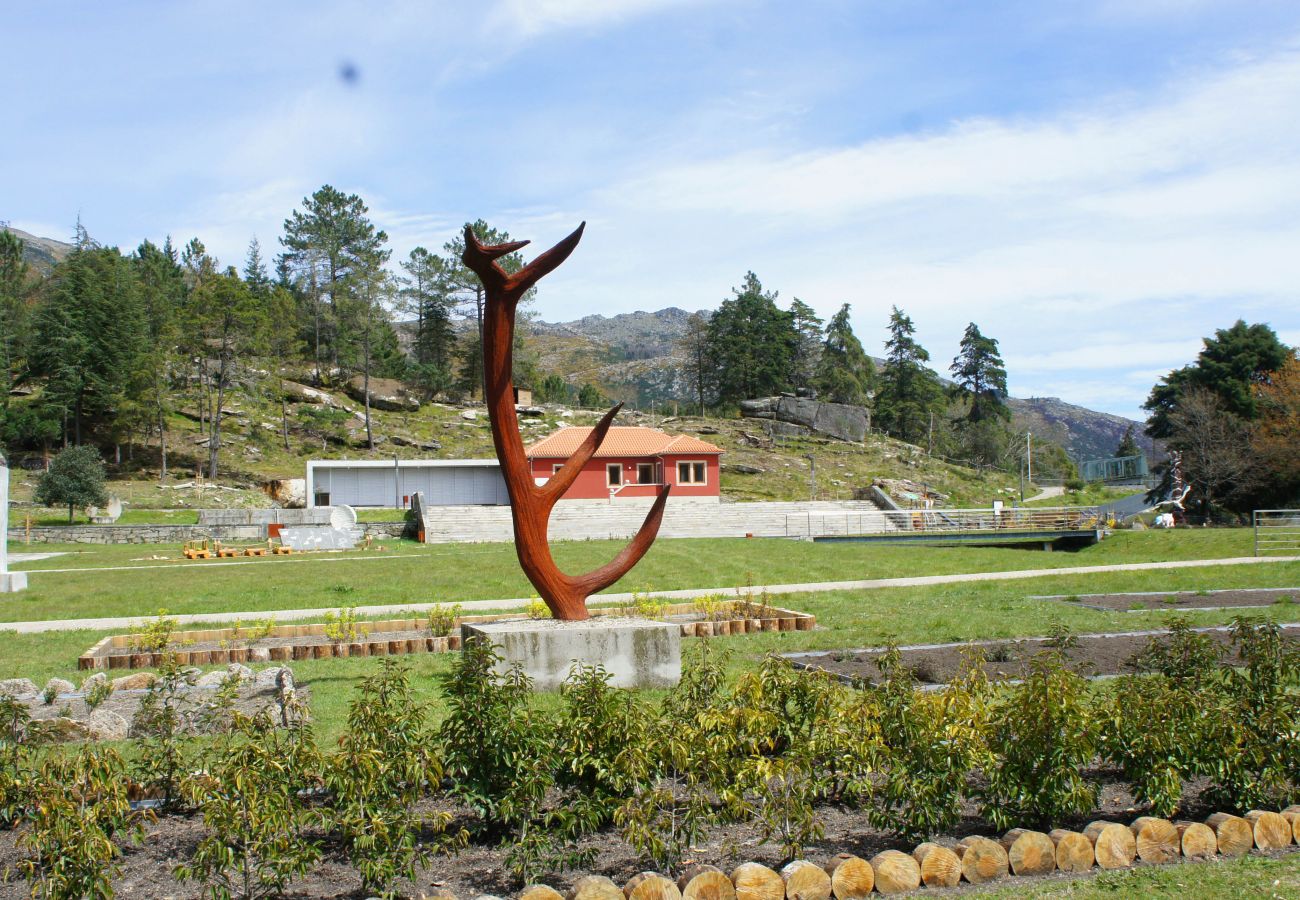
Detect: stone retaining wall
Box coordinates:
(7, 521, 408, 545)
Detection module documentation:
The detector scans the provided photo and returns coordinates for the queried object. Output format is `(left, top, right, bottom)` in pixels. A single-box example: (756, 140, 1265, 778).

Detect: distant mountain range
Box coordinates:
(530, 308, 1149, 463)
(2, 226, 73, 272)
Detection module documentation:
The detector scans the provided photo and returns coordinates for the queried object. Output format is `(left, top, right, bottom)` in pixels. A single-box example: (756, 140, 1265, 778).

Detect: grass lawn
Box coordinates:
(3, 555, 1298, 744)
(976, 851, 1300, 897)
(3, 528, 1279, 624)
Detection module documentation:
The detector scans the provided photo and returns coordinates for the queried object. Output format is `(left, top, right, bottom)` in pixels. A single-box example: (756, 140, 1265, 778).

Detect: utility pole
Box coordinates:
(1027, 431, 1033, 484)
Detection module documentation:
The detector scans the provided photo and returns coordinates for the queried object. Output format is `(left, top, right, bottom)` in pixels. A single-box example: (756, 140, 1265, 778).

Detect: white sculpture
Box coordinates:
(1, 451, 29, 593)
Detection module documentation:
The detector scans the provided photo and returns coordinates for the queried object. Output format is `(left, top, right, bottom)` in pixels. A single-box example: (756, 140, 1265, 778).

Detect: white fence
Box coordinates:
(1254, 510, 1300, 557)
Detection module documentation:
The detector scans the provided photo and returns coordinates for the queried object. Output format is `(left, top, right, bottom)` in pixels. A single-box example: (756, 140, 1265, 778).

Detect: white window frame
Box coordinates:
(636, 462, 656, 484)
(606, 463, 623, 487)
(676, 460, 707, 485)
(552, 463, 564, 474)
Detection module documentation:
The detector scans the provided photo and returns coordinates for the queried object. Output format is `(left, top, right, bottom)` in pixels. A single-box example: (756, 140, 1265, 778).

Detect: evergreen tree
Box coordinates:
(814, 303, 873, 405)
(675, 311, 713, 415)
(131, 240, 185, 478)
(788, 298, 823, 391)
(950, 322, 1008, 423)
(31, 238, 146, 445)
(438, 221, 530, 396)
(242, 237, 271, 298)
(874, 306, 943, 445)
(399, 247, 455, 398)
(1144, 320, 1289, 438)
(280, 185, 389, 381)
(1115, 424, 1141, 459)
(192, 269, 267, 479)
(0, 229, 33, 408)
(704, 272, 797, 403)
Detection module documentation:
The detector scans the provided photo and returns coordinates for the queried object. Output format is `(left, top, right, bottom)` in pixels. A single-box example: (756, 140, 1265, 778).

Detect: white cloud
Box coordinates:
(489, 0, 705, 39)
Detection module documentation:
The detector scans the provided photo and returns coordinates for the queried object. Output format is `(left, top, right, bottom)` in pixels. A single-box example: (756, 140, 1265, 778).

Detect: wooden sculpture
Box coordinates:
(461, 222, 671, 620)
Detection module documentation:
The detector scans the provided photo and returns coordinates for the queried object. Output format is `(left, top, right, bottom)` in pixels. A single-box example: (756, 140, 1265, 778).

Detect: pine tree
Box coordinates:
(814, 303, 873, 405)
(788, 299, 823, 391)
(131, 240, 185, 479)
(950, 322, 1008, 423)
(400, 247, 455, 398)
(0, 229, 33, 408)
(438, 221, 530, 397)
(280, 185, 389, 381)
(705, 273, 797, 403)
(243, 237, 271, 298)
(675, 311, 713, 414)
(874, 306, 943, 445)
(1115, 424, 1140, 459)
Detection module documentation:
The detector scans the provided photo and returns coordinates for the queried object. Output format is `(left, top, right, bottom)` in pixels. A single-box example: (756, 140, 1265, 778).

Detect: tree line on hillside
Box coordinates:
(0, 191, 610, 480)
(675, 271, 1063, 478)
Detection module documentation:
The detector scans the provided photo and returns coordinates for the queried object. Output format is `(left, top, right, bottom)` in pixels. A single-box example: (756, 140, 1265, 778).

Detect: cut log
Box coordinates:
(911, 843, 961, 888)
(1048, 829, 1095, 873)
(1207, 812, 1255, 857)
(730, 863, 783, 900)
(868, 850, 920, 896)
(678, 866, 735, 900)
(1244, 810, 1293, 850)
(520, 887, 565, 900)
(955, 836, 1009, 884)
(1129, 816, 1180, 864)
(570, 876, 624, 900)
(1000, 829, 1056, 876)
(1282, 806, 1300, 844)
(780, 861, 829, 900)
(624, 873, 681, 900)
(824, 854, 874, 899)
(1083, 821, 1136, 870)
(1175, 821, 1218, 859)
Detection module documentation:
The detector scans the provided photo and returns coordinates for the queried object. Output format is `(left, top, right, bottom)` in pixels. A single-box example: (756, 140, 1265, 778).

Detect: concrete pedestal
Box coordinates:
(0, 573, 26, 593)
(462, 617, 681, 691)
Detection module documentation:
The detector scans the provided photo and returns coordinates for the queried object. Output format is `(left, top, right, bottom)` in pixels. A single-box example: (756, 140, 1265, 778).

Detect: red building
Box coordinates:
(525, 426, 724, 500)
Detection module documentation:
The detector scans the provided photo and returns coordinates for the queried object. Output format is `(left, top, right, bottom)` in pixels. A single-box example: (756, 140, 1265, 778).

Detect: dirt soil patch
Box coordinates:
(1036, 586, 1300, 612)
(786, 623, 1300, 686)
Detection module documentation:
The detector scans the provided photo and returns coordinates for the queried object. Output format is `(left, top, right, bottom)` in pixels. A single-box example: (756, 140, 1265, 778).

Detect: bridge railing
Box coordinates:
(1254, 510, 1300, 557)
(786, 506, 1105, 539)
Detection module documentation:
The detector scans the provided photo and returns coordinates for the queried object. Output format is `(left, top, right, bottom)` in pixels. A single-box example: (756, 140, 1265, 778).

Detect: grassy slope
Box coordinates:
(4, 529, 1281, 623)
(7, 381, 1027, 511)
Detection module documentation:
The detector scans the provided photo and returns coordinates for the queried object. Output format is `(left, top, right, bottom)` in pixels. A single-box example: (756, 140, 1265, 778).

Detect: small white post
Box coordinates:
(1, 451, 29, 593)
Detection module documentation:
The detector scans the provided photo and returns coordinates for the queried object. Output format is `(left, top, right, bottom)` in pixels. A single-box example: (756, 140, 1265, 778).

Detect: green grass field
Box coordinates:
(4, 528, 1277, 624)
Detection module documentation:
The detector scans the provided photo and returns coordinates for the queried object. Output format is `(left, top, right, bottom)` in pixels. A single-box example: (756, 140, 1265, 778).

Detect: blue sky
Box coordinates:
(6, 0, 1300, 421)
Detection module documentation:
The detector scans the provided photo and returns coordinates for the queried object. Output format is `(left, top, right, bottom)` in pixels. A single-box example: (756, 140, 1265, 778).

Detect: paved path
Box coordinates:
(4, 554, 1296, 635)
(1025, 485, 1065, 503)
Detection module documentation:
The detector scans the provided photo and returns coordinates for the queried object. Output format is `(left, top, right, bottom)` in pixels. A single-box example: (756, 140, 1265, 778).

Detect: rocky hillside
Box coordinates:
(1006, 397, 1154, 463)
(2, 225, 73, 273)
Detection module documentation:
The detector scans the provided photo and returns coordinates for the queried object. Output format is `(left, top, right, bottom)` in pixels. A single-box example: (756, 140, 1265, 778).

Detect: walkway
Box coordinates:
(4, 554, 1296, 635)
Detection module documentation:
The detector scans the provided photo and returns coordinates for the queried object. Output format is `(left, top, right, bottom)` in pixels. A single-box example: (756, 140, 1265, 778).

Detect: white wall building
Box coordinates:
(305, 459, 509, 509)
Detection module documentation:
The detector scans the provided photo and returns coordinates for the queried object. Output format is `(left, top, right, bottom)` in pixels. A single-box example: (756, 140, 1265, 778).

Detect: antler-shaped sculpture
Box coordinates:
(462, 223, 671, 621)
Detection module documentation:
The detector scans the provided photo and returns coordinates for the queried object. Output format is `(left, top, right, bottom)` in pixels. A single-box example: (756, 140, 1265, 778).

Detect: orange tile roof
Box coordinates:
(525, 426, 723, 458)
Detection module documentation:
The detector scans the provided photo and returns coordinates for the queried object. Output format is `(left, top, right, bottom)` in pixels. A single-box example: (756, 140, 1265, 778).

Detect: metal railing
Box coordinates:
(786, 506, 1106, 539)
(1254, 510, 1300, 557)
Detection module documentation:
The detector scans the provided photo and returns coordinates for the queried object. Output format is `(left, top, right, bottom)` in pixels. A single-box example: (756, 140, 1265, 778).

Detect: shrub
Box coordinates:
(1205, 617, 1300, 809)
(132, 608, 178, 653)
(979, 647, 1098, 830)
(525, 598, 551, 620)
(84, 678, 113, 713)
(737, 751, 825, 863)
(177, 712, 322, 900)
(0, 694, 31, 828)
(17, 747, 145, 898)
(323, 608, 368, 643)
(427, 603, 462, 637)
(615, 727, 719, 875)
(132, 657, 193, 810)
(326, 660, 465, 898)
(34, 444, 108, 523)
(866, 647, 987, 841)
(1131, 618, 1222, 684)
(438, 638, 581, 884)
